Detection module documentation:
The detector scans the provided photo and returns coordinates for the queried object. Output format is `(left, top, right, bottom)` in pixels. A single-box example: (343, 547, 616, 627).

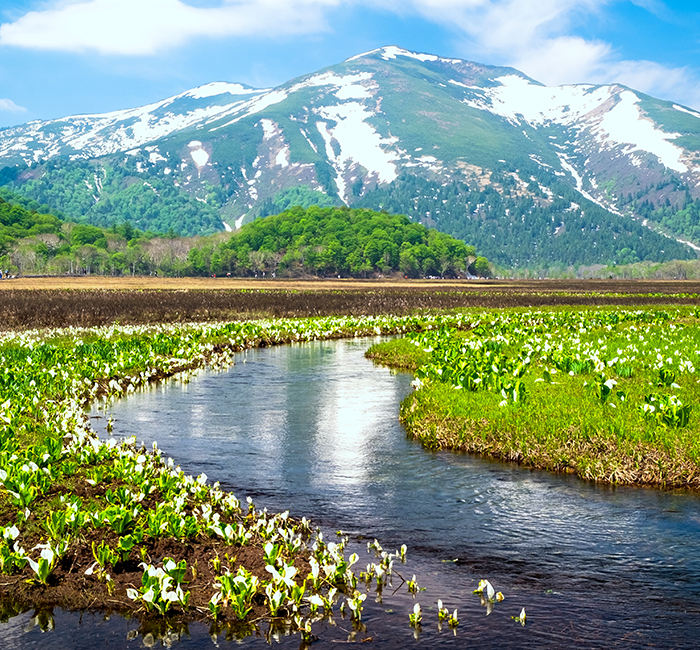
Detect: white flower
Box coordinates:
(305, 594, 324, 608)
(3, 525, 19, 541)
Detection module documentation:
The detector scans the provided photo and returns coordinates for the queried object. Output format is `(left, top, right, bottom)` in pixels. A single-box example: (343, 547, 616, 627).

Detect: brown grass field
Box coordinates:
(0, 276, 698, 329)
(3, 275, 700, 293)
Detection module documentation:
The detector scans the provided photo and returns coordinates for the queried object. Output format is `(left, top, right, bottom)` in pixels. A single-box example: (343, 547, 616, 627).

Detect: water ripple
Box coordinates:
(88, 337, 700, 648)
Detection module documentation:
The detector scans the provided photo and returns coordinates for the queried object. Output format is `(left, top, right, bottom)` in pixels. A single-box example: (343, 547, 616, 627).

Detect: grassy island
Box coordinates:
(367, 306, 700, 487)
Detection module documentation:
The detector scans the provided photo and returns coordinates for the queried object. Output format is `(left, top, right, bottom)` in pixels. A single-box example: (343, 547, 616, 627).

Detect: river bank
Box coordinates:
(367, 306, 700, 487)
(0, 314, 472, 642)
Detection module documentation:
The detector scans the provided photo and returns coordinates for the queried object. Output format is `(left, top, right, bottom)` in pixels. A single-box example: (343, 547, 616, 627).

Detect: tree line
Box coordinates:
(0, 194, 488, 278)
(187, 206, 485, 278)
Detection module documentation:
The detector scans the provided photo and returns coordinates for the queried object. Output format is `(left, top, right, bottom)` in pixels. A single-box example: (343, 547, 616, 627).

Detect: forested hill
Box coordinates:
(0, 193, 63, 254)
(0, 198, 485, 278)
(188, 207, 487, 278)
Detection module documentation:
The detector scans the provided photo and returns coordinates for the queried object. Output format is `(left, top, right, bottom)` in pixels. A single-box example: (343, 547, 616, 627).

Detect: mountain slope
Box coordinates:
(0, 46, 698, 266)
(0, 83, 267, 163)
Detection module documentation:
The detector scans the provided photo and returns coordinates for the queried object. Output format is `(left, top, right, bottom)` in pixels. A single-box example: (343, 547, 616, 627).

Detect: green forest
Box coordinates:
(0, 189, 167, 276)
(2, 151, 697, 274)
(188, 206, 484, 278)
(355, 171, 695, 267)
(0, 195, 485, 278)
(634, 193, 700, 243)
(1, 157, 224, 237)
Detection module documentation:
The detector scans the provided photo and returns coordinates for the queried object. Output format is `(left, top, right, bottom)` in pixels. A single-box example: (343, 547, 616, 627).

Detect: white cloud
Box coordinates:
(603, 59, 700, 112)
(0, 98, 26, 113)
(397, 0, 700, 109)
(605, 59, 689, 96)
(1, 0, 698, 109)
(510, 36, 613, 86)
(0, 0, 340, 55)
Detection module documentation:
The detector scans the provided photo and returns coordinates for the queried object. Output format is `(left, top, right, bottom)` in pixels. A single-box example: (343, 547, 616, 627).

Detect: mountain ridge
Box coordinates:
(1, 45, 699, 266)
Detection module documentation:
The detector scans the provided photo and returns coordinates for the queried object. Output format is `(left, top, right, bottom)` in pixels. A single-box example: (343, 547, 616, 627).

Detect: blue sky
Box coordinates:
(0, 0, 699, 128)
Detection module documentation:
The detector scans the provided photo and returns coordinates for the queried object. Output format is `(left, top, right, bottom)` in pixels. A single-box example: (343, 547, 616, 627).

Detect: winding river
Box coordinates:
(4, 337, 700, 648)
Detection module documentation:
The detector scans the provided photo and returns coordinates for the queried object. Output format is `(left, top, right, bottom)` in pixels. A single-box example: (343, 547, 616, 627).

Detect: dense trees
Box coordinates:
(198, 206, 479, 278)
(355, 172, 694, 268)
(0, 191, 169, 276)
(4, 158, 223, 237)
(0, 196, 484, 278)
(4, 151, 696, 274)
(635, 194, 700, 244)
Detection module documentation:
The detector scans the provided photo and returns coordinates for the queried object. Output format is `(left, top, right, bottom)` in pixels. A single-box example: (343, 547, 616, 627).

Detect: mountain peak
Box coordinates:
(1, 46, 700, 267)
(345, 45, 462, 65)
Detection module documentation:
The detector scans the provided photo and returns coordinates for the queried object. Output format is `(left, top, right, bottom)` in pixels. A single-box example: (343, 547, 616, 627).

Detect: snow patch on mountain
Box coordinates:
(403, 154, 443, 173)
(185, 82, 261, 99)
(260, 119, 277, 140)
(215, 72, 376, 132)
(188, 141, 209, 169)
(275, 146, 290, 168)
(379, 46, 461, 65)
(381, 46, 438, 62)
(295, 71, 374, 98)
(345, 48, 382, 62)
(463, 76, 689, 174)
(463, 75, 612, 126)
(316, 122, 345, 199)
(299, 128, 318, 154)
(314, 101, 400, 202)
(673, 104, 700, 119)
(594, 91, 687, 173)
(0, 83, 270, 163)
(256, 119, 291, 169)
(214, 90, 289, 129)
(147, 149, 166, 164)
(557, 153, 606, 207)
(336, 82, 372, 100)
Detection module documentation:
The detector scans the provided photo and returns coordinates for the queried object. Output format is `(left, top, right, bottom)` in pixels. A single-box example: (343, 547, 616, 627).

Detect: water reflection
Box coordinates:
(93, 339, 700, 643)
(4, 337, 700, 647)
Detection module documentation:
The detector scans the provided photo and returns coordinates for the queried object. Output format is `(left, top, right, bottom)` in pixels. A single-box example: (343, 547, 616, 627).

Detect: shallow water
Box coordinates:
(5, 337, 700, 648)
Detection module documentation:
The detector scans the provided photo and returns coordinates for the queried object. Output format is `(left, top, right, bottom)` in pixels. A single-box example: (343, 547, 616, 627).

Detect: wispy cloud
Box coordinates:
(0, 0, 698, 108)
(0, 0, 339, 56)
(0, 98, 26, 113)
(399, 0, 700, 108)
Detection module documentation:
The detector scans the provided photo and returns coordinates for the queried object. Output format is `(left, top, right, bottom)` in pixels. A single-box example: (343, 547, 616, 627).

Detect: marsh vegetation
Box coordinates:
(368, 306, 700, 486)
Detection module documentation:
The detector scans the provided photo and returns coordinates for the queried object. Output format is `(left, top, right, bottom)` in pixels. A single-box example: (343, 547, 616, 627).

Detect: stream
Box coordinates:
(4, 337, 700, 648)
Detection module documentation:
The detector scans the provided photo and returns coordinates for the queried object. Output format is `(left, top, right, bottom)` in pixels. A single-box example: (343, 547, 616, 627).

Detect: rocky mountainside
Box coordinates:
(1, 45, 699, 267)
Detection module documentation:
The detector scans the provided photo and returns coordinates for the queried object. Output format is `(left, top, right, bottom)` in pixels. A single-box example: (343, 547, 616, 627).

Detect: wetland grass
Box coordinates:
(2, 291, 700, 643)
(2, 278, 700, 329)
(367, 306, 700, 487)
(0, 313, 494, 643)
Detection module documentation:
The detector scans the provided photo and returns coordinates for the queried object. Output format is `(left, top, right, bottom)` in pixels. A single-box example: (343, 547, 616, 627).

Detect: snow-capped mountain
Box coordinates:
(0, 82, 267, 162)
(1, 45, 699, 265)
